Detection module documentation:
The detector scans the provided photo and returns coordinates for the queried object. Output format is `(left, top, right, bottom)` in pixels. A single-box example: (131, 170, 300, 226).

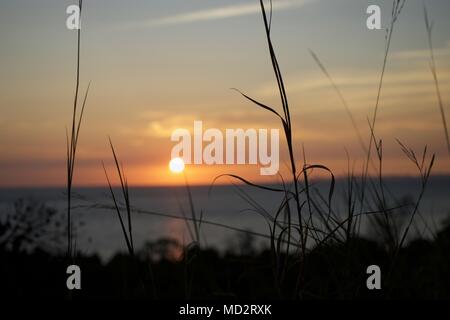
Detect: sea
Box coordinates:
(1, 176, 449, 261)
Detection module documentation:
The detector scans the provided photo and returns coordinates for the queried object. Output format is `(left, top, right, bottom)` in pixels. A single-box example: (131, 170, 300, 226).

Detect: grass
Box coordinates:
(52, 0, 450, 299)
(213, 0, 344, 298)
(102, 139, 134, 256)
(308, 50, 367, 154)
(102, 139, 157, 298)
(209, 0, 443, 299)
(215, 0, 415, 299)
(359, 0, 406, 236)
(424, 3, 450, 156)
(66, 0, 90, 260)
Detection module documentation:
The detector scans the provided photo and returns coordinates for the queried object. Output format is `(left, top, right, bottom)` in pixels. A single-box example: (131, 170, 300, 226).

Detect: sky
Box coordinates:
(1, 0, 450, 187)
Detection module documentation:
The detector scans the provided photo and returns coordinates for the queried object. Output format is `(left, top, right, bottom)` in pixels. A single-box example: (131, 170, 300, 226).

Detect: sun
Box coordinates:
(169, 157, 185, 174)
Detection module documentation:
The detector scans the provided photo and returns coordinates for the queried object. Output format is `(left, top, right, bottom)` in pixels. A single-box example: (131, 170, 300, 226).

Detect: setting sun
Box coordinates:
(169, 157, 185, 174)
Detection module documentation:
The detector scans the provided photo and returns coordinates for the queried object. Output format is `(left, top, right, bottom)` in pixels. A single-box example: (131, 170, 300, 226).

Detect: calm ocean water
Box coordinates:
(1, 176, 450, 261)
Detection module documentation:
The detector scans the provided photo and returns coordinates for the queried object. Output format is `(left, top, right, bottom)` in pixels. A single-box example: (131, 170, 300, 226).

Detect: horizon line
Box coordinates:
(2, 173, 450, 189)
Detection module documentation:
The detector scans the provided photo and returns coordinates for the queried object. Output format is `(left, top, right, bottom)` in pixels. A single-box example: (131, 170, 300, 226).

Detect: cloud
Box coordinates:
(129, 109, 282, 139)
(135, 0, 314, 28)
(390, 40, 450, 60)
(256, 67, 450, 97)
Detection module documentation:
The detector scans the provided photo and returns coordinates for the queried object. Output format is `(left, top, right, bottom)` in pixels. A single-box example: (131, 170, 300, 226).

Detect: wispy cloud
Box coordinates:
(257, 67, 450, 96)
(390, 40, 450, 60)
(133, 0, 315, 28)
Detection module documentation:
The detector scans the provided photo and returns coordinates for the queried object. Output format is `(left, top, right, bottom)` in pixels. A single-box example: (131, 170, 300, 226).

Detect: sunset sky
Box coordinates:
(1, 0, 450, 187)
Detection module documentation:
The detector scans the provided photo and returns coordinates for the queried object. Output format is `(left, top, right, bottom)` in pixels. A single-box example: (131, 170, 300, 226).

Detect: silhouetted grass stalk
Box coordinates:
(66, 0, 90, 259)
(102, 139, 134, 255)
(423, 4, 450, 156)
(184, 172, 202, 244)
(102, 139, 157, 298)
(213, 0, 337, 298)
(309, 50, 366, 154)
(359, 0, 406, 231)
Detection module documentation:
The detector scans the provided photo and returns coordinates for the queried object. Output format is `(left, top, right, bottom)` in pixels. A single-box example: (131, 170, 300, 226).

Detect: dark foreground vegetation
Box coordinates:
(1, 199, 450, 299)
